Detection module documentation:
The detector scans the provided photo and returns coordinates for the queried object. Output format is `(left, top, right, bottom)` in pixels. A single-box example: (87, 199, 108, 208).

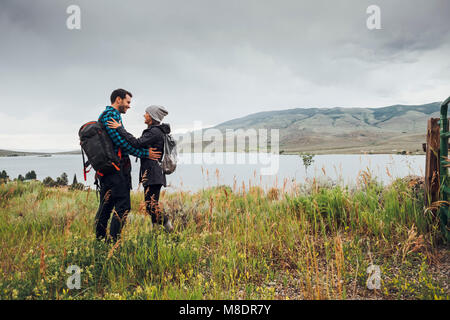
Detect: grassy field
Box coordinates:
(0, 174, 448, 300)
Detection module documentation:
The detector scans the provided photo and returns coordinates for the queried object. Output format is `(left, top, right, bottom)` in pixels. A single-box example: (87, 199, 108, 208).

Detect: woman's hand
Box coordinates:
(107, 118, 122, 129)
(148, 147, 162, 161)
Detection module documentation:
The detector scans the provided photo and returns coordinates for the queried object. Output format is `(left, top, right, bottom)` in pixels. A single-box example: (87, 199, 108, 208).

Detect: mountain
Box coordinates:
(210, 102, 441, 154)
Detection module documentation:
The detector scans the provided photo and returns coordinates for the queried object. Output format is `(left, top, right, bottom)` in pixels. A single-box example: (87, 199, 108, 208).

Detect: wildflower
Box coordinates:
(135, 286, 143, 294)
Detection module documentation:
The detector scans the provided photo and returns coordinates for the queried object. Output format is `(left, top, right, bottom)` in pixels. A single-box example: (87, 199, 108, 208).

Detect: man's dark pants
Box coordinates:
(95, 169, 131, 242)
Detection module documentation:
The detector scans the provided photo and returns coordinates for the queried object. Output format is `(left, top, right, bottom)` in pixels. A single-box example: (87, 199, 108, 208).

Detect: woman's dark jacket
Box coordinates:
(117, 124, 170, 187)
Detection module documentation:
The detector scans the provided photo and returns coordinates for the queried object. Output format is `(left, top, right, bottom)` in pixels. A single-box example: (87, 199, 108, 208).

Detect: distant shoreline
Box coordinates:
(0, 150, 426, 157)
(0, 150, 81, 157)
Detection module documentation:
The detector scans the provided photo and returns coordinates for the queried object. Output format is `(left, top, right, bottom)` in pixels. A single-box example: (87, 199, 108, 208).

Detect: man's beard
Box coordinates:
(118, 105, 127, 113)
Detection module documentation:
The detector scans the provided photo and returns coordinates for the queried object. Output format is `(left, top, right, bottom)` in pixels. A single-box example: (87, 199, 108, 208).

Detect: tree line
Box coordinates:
(0, 170, 84, 190)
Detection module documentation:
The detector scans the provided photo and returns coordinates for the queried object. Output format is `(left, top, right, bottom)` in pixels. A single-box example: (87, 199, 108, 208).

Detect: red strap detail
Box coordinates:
(118, 148, 122, 159)
(97, 171, 104, 177)
(83, 167, 91, 181)
(112, 162, 121, 171)
(80, 121, 97, 131)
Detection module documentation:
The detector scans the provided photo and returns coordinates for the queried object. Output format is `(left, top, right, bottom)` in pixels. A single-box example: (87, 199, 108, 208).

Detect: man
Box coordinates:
(94, 88, 161, 243)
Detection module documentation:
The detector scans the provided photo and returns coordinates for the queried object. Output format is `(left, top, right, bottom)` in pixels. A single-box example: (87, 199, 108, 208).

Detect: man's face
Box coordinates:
(117, 94, 132, 114)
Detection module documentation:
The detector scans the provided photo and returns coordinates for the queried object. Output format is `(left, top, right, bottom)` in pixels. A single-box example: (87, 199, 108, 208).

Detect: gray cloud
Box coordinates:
(0, 0, 449, 150)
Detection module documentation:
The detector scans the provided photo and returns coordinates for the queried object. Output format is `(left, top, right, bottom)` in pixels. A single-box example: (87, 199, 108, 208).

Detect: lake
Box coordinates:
(0, 153, 425, 192)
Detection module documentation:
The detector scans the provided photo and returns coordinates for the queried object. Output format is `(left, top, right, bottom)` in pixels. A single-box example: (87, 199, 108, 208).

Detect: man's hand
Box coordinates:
(148, 147, 162, 161)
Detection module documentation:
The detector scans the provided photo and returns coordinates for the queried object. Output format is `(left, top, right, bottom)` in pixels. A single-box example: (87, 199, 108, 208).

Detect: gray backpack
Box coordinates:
(161, 134, 177, 174)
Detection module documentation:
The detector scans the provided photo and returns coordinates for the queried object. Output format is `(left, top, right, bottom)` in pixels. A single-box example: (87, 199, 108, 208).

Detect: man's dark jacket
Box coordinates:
(117, 124, 170, 187)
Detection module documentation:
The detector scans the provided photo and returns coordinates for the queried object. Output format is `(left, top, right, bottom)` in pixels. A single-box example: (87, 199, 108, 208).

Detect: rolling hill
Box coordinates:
(208, 102, 441, 154)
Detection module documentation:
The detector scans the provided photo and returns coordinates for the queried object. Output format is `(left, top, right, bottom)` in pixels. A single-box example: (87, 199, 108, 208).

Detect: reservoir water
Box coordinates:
(0, 153, 425, 192)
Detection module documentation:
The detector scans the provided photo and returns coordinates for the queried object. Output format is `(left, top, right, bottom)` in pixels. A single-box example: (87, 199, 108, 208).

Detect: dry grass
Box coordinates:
(0, 176, 448, 300)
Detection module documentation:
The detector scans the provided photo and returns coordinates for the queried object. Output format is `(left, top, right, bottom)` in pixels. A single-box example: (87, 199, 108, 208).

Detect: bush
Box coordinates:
(300, 153, 315, 174)
(42, 177, 56, 187)
(24, 170, 37, 180)
(0, 170, 9, 184)
(55, 173, 68, 187)
(42, 173, 71, 188)
(70, 174, 84, 190)
(0, 170, 9, 179)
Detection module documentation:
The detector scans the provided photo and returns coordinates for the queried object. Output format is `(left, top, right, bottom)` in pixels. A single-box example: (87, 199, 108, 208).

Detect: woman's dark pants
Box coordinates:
(144, 184, 167, 225)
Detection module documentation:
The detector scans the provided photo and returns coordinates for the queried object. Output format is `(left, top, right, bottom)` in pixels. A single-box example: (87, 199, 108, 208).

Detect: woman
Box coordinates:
(107, 105, 173, 232)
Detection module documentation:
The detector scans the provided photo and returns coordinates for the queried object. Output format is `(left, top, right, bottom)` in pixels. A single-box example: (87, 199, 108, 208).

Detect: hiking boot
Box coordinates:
(163, 219, 174, 233)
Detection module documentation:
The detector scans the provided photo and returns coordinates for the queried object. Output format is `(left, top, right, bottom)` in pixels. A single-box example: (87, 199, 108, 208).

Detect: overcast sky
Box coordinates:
(1, 0, 450, 151)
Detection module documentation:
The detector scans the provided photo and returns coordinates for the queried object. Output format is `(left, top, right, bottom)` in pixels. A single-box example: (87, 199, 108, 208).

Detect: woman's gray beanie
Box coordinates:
(145, 105, 168, 122)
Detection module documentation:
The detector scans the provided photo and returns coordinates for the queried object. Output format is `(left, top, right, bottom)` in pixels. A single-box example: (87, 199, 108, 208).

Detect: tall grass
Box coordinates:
(0, 173, 448, 300)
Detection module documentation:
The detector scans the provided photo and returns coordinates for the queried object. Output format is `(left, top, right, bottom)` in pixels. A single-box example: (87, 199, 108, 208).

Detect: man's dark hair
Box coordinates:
(110, 88, 132, 104)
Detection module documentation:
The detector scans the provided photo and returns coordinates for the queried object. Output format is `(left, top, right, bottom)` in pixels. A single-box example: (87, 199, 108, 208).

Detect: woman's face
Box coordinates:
(144, 112, 152, 125)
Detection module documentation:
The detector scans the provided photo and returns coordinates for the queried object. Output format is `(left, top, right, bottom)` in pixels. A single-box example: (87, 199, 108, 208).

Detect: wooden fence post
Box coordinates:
(424, 118, 440, 209)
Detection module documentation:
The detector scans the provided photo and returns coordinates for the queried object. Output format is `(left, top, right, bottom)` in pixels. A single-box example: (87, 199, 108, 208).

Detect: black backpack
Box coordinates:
(78, 111, 121, 180)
